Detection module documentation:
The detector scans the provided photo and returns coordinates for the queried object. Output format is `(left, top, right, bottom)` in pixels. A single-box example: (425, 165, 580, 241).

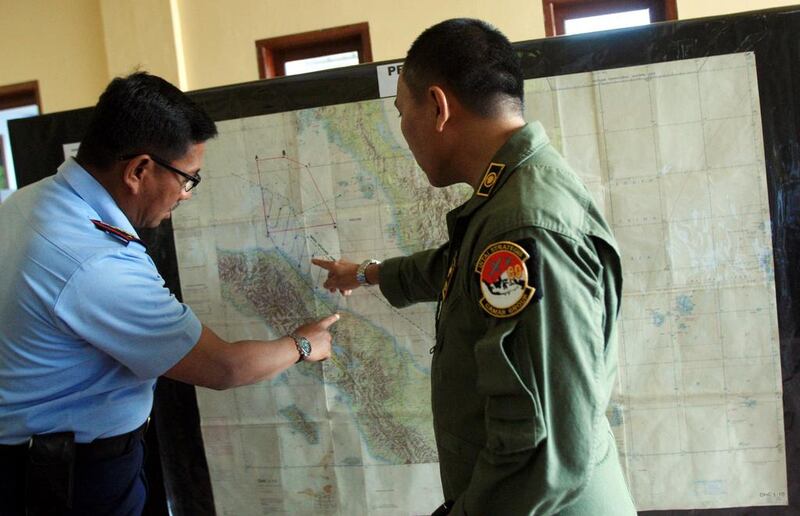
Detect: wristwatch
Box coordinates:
(289, 333, 312, 363)
(356, 259, 380, 286)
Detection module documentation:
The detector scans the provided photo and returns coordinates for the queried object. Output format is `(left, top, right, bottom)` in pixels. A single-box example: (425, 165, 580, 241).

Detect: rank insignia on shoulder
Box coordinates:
(90, 219, 145, 247)
(475, 240, 540, 318)
(476, 162, 505, 197)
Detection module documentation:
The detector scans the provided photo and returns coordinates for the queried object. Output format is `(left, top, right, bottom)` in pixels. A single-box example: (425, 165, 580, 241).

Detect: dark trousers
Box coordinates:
(0, 438, 146, 516)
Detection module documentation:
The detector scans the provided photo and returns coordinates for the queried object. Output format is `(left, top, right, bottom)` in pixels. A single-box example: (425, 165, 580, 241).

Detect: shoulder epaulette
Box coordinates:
(90, 219, 145, 247)
(476, 162, 506, 197)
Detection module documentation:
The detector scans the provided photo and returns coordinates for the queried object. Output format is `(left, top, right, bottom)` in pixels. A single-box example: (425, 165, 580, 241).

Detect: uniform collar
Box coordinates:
(446, 122, 550, 237)
(57, 157, 141, 240)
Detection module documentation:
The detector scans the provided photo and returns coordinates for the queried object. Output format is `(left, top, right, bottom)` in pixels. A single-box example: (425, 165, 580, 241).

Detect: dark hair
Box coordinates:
(402, 18, 523, 117)
(76, 72, 217, 169)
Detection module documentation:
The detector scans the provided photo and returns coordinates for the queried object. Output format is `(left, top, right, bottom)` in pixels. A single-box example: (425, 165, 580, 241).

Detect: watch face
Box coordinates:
(299, 338, 312, 356)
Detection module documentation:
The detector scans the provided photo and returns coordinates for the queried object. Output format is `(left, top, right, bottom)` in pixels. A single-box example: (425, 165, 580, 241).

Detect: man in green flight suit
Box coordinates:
(312, 18, 636, 515)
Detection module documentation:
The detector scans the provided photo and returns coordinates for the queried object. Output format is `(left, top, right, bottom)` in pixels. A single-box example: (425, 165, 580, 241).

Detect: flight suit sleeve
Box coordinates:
(452, 227, 609, 515)
(379, 242, 449, 308)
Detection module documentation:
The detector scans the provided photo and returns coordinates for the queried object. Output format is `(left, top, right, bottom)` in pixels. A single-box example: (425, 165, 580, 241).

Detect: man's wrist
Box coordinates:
(356, 259, 380, 286)
(288, 333, 311, 363)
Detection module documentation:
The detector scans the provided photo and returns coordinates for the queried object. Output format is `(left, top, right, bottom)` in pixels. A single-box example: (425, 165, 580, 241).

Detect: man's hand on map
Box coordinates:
(311, 258, 359, 295)
(292, 313, 340, 361)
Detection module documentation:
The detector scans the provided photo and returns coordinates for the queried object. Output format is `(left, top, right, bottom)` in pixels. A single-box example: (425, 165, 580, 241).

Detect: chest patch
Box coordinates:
(475, 241, 536, 318)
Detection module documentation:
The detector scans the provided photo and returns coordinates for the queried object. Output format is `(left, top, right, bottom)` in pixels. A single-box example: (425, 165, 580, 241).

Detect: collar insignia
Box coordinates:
(476, 163, 505, 197)
(91, 219, 144, 247)
(475, 241, 535, 318)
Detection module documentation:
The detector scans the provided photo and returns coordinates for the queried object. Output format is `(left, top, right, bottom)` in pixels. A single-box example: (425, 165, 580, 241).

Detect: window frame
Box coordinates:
(0, 81, 40, 190)
(256, 22, 372, 79)
(543, 0, 678, 37)
(0, 81, 41, 112)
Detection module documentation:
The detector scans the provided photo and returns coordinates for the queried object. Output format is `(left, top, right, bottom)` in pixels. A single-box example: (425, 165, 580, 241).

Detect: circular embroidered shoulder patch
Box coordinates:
(475, 241, 536, 318)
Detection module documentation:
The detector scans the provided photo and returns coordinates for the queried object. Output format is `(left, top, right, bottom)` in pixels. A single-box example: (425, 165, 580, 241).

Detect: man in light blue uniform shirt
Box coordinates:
(0, 156, 200, 445)
(0, 72, 339, 515)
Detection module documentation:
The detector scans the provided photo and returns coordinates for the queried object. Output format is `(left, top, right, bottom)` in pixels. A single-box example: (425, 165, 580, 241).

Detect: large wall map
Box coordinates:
(172, 52, 785, 514)
(525, 52, 785, 511)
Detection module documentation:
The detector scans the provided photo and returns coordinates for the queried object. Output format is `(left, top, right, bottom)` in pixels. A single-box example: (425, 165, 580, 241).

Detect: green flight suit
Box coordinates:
(379, 123, 636, 515)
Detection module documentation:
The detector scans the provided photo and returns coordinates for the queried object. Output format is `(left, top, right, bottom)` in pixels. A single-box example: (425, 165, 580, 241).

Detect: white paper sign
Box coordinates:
(376, 62, 404, 98)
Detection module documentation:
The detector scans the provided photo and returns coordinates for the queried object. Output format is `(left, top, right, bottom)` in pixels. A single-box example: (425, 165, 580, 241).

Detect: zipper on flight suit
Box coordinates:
(431, 251, 458, 354)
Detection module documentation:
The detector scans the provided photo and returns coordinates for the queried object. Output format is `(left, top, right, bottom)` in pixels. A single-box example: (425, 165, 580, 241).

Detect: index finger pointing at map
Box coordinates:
(320, 313, 340, 329)
(311, 257, 335, 270)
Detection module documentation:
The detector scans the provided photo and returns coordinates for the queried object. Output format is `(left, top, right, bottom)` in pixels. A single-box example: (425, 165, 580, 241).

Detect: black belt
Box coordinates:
(0, 420, 148, 463)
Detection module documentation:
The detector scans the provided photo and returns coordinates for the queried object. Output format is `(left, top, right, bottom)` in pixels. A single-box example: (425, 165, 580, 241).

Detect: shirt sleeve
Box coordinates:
(53, 248, 202, 379)
(379, 242, 449, 308)
(452, 227, 610, 515)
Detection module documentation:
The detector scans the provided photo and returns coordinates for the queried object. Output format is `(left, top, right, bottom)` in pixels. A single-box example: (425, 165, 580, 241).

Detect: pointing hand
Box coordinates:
(311, 258, 360, 295)
(292, 313, 340, 362)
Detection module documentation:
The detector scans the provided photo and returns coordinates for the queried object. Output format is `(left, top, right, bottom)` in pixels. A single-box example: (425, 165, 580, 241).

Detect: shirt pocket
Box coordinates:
(475, 319, 547, 458)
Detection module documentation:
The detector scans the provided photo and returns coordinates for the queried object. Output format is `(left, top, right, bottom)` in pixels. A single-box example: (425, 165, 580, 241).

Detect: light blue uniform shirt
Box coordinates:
(0, 158, 201, 444)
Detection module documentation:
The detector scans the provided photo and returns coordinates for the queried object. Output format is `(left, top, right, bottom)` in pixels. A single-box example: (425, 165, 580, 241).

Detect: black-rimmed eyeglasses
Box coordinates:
(119, 154, 201, 192)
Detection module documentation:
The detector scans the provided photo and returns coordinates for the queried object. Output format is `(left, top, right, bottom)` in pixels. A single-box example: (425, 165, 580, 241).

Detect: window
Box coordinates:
(0, 81, 40, 191)
(256, 23, 372, 79)
(543, 0, 678, 36)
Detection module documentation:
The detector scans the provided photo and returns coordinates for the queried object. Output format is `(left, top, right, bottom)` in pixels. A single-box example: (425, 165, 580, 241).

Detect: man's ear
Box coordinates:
(429, 86, 450, 133)
(120, 156, 149, 194)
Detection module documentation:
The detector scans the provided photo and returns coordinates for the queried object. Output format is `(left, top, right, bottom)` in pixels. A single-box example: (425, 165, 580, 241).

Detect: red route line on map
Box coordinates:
(257, 155, 337, 229)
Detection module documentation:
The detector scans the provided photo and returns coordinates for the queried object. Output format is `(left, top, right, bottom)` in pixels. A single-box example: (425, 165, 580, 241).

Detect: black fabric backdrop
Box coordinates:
(9, 6, 800, 515)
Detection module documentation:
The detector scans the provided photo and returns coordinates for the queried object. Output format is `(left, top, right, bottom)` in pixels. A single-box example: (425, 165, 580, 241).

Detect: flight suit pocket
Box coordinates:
(438, 427, 482, 465)
(475, 320, 547, 458)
